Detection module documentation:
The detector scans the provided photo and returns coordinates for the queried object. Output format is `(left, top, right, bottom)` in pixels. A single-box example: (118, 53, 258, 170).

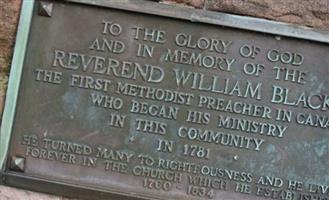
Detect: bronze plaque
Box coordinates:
(1, 0, 329, 199)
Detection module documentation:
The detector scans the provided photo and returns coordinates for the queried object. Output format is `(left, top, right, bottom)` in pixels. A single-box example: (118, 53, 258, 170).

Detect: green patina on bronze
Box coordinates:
(0, 0, 35, 175)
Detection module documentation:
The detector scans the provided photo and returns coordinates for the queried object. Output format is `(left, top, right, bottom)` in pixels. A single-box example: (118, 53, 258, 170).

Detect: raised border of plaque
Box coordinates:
(0, 0, 328, 199)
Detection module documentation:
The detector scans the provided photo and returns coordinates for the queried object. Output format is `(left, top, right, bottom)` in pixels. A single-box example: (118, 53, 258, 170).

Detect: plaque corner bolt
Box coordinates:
(9, 156, 25, 172)
(38, 1, 54, 17)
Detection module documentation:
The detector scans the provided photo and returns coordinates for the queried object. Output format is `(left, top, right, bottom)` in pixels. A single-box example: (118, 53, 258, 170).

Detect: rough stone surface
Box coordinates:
(0, 185, 71, 200)
(164, 0, 329, 30)
(161, 0, 205, 8)
(164, 0, 329, 31)
(0, 0, 328, 199)
(206, 0, 329, 30)
(0, 0, 21, 117)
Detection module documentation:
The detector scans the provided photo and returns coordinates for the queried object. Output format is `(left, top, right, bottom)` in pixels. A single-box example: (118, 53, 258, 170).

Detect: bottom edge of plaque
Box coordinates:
(2, 172, 154, 200)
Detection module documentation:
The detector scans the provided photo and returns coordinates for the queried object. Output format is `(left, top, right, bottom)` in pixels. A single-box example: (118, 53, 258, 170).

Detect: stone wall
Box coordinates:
(163, 0, 329, 30)
(0, 0, 328, 199)
(0, 0, 21, 117)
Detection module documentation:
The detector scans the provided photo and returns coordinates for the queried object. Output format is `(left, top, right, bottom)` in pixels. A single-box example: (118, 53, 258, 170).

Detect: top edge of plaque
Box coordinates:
(65, 0, 329, 44)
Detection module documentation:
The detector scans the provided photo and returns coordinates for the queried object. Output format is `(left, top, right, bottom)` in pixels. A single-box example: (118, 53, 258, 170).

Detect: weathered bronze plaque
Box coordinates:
(1, 0, 329, 199)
